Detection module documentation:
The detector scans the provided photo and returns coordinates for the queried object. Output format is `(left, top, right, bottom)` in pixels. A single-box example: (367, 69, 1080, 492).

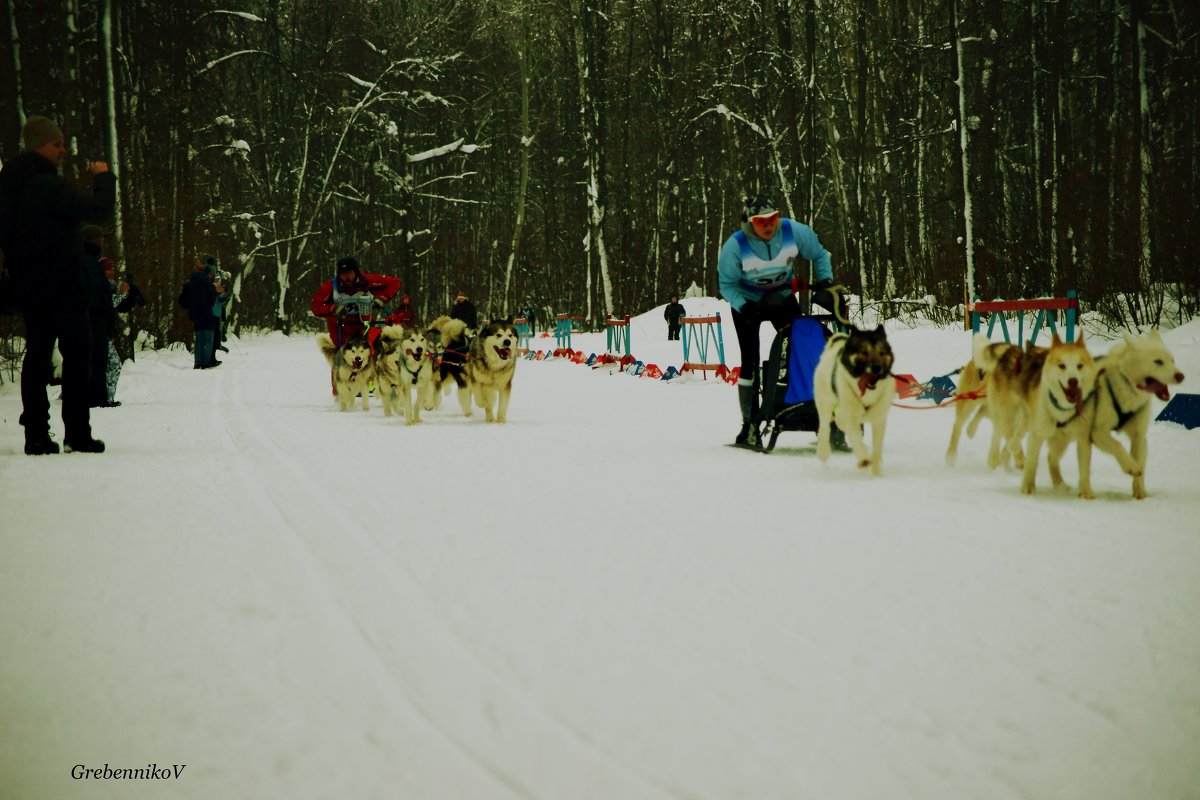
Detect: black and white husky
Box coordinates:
(466, 319, 519, 423)
(316, 332, 374, 412)
(814, 325, 896, 475)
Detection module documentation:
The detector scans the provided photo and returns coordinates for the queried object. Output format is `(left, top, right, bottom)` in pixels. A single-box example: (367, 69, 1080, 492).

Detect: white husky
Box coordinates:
(1083, 330, 1185, 498)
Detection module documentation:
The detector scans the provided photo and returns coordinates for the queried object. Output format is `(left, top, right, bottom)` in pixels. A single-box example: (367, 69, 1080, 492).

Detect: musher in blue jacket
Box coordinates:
(717, 195, 847, 447)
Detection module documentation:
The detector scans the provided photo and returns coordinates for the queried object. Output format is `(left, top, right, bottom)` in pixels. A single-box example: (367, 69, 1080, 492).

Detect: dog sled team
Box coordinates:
(312, 257, 517, 425)
(716, 195, 1186, 498)
(943, 327, 1185, 499)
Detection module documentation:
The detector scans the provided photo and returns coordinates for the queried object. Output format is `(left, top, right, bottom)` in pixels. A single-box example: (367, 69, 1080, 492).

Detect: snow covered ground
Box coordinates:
(2, 301, 1199, 800)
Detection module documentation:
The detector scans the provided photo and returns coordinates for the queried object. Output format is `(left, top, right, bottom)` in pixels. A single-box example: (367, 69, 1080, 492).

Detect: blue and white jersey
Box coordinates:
(716, 218, 832, 312)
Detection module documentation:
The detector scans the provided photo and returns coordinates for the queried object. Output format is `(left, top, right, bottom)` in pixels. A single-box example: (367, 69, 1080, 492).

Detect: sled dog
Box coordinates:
(971, 337, 1049, 471)
(426, 315, 474, 416)
(375, 325, 434, 424)
(1083, 329, 1185, 499)
(814, 324, 896, 475)
(466, 318, 519, 423)
(944, 357, 989, 466)
(316, 332, 374, 412)
(978, 332, 1099, 496)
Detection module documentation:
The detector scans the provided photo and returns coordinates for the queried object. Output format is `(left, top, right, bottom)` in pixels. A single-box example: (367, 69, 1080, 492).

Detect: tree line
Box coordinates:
(2, 0, 1195, 350)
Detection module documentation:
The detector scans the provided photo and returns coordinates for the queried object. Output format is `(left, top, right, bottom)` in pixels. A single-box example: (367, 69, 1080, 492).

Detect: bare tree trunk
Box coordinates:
(101, 0, 123, 248)
(573, 0, 613, 318)
(5, 0, 25, 147)
(953, 0, 978, 302)
(1133, 0, 1154, 297)
(502, 22, 532, 317)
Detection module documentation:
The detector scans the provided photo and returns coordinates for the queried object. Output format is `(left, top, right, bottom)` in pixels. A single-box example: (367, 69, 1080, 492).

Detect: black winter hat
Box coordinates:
(742, 195, 777, 220)
(336, 257, 360, 273)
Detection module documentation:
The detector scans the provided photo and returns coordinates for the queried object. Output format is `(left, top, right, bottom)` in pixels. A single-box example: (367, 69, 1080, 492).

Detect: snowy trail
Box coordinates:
(2, 320, 1200, 800)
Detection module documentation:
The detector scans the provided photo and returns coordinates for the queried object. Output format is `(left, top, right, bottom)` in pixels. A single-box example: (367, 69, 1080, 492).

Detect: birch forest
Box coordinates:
(2, 0, 1196, 346)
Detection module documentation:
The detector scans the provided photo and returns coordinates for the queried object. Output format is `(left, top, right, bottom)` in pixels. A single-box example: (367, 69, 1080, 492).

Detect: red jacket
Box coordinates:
(311, 270, 401, 341)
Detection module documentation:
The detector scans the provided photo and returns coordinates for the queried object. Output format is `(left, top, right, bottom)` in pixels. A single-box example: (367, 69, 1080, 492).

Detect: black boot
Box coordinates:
(64, 437, 105, 453)
(734, 384, 761, 449)
(25, 435, 60, 456)
(829, 423, 852, 453)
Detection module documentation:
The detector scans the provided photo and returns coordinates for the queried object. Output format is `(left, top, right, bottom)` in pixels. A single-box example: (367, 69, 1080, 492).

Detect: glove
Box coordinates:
(811, 280, 850, 325)
(738, 300, 759, 317)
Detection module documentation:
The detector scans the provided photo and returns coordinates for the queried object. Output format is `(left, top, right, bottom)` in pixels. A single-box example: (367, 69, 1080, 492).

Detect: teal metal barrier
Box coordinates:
(681, 313, 726, 375)
(605, 314, 631, 357)
(970, 290, 1078, 344)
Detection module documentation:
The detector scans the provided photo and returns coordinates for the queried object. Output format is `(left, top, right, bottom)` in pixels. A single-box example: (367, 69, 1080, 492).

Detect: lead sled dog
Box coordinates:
(375, 325, 434, 424)
(1084, 329, 1185, 499)
(814, 324, 896, 475)
(316, 332, 374, 412)
(426, 315, 474, 417)
(466, 319, 519, 423)
(975, 332, 1098, 496)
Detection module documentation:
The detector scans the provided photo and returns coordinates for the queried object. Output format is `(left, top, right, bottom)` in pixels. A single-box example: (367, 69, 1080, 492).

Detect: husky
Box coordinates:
(426, 315, 474, 416)
(375, 325, 434, 424)
(316, 332, 374, 412)
(978, 332, 1099, 495)
(1082, 329, 1185, 499)
(466, 318, 519, 423)
(971, 337, 1049, 471)
(944, 357, 989, 466)
(814, 324, 896, 475)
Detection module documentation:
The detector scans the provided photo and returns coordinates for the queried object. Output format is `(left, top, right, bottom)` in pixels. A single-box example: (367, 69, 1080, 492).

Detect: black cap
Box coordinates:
(336, 257, 359, 273)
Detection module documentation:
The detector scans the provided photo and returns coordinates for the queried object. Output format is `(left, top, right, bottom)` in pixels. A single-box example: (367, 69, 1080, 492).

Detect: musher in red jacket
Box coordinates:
(310, 256, 402, 346)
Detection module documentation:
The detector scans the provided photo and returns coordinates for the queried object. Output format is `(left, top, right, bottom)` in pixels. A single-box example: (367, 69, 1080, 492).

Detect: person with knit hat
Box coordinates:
(0, 114, 115, 454)
(310, 255, 402, 345)
(716, 194, 848, 449)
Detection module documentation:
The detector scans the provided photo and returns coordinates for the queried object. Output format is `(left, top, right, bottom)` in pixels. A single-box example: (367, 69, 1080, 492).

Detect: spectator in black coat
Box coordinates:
(179, 258, 219, 369)
(0, 115, 115, 454)
(664, 296, 686, 340)
(450, 291, 478, 329)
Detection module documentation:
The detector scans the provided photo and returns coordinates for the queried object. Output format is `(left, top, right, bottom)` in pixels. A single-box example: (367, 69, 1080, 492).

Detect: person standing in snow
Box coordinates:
(388, 293, 416, 327)
(450, 290, 478, 329)
(179, 258, 219, 369)
(0, 114, 115, 454)
(663, 296, 686, 341)
(212, 268, 232, 356)
(716, 195, 847, 449)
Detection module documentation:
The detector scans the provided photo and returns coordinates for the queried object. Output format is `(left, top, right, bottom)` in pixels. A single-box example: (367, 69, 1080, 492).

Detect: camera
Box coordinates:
(124, 273, 147, 307)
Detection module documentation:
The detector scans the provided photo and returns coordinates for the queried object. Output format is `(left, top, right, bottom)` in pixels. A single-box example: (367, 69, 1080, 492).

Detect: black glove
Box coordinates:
(738, 300, 759, 317)
(811, 280, 850, 325)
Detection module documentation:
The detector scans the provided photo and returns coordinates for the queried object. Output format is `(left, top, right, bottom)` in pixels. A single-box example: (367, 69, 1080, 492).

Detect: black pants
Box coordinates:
(21, 305, 93, 442)
(667, 323, 681, 340)
(731, 293, 801, 383)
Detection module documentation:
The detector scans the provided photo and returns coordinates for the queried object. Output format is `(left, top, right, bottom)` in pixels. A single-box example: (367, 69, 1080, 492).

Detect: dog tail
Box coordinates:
(316, 333, 338, 367)
(972, 333, 1007, 373)
(377, 324, 403, 354)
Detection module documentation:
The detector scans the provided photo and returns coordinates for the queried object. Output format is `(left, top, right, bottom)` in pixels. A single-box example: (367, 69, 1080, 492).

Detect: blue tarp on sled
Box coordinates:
(782, 317, 827, 405)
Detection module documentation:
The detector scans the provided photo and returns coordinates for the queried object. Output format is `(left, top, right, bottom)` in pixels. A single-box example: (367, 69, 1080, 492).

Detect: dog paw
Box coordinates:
(1021, 483, 1036, 495)
(1078, 488, 1095, 500)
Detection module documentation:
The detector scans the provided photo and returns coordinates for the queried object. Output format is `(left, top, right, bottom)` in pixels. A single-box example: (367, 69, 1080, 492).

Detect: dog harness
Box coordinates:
(1104, 369, 1139, 430)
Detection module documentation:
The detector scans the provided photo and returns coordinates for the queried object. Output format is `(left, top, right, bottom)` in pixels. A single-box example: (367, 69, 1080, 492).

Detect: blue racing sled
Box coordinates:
(754, 313, 850, 454)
